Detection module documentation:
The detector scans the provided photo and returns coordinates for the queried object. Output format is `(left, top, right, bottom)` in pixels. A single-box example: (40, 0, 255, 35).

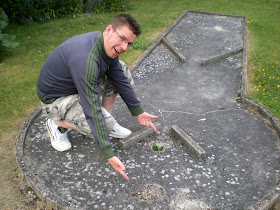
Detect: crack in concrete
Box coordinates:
(158, 108, 239, 119)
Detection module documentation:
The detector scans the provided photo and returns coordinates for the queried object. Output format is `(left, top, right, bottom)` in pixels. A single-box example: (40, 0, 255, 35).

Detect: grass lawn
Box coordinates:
(0, 0, 279, 208)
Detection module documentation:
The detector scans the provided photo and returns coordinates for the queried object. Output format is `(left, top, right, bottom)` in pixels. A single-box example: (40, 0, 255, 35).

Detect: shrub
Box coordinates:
(1, 0, 81, 24)
(0, 8, 19, 53)
(83, 0, 127, 13)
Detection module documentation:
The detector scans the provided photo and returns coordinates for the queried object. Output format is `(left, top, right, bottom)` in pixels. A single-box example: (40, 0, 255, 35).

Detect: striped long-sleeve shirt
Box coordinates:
(37, 31, 143, 158)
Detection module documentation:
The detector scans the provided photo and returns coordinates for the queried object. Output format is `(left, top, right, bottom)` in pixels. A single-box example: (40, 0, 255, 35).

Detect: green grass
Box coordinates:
(249, 62, 280, 115)
(0, 0, 279, 208)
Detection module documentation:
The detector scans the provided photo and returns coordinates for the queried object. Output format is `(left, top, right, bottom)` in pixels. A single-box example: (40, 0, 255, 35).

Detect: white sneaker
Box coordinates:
(46, 119, 71, 151)
(109, 121, 132, 139)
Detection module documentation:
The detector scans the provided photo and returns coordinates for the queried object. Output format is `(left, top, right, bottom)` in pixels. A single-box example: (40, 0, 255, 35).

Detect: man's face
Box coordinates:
(103, 24, 137, 59)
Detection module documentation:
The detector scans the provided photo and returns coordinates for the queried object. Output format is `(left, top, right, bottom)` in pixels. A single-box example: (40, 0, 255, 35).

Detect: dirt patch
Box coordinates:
(169, 188, 211, 210)
(132, 184, 165, 201)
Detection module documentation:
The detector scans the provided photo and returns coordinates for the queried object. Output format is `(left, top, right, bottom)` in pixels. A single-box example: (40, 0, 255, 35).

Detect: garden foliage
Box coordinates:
(1, 0, 127, 24)
(1, 0, 82, 24)
(0, 8, 19, 52)
(82, 0, 127, 13)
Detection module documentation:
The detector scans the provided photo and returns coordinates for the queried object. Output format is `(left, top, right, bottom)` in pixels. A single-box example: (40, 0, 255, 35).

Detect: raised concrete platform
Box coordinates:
(17, 11, 280, 209)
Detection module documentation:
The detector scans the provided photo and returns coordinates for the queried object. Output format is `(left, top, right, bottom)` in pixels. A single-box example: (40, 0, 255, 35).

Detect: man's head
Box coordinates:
(109, 14, 141, 37)
(103, 14, 141, 59)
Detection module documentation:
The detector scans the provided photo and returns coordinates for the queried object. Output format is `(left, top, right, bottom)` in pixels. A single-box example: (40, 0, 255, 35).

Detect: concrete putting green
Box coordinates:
(17, 11, 280, 209)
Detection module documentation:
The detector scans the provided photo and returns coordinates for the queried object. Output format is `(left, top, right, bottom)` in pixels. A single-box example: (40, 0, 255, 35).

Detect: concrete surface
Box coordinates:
(17, 11, 280, 209)
(171, 125, 206, 161)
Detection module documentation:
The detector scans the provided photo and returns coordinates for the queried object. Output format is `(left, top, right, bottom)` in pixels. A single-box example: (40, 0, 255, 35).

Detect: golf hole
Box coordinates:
(151, 142, 165, 152)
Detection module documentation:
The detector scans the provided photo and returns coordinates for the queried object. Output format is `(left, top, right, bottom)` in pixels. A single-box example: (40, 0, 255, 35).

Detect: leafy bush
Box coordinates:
(1, 0, 81, 24)
(0, 8, 19, 52)
(83, 0, 127, 13)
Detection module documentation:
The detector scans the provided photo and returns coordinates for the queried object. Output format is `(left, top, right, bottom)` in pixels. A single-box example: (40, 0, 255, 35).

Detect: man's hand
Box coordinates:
(107, 156, 129, 181)
(137, 112, 158, 132)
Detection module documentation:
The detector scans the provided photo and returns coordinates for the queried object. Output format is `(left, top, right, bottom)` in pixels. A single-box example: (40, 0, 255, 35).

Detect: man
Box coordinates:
(37, 14, 158, 180)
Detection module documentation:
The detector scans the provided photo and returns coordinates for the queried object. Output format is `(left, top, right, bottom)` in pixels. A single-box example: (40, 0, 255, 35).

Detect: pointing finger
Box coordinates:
(119, 170, 129, 181)
(149, 121, 157, 132)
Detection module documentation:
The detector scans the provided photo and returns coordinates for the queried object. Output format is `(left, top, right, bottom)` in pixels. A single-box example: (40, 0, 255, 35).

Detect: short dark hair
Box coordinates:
(109, 14, 141, 37)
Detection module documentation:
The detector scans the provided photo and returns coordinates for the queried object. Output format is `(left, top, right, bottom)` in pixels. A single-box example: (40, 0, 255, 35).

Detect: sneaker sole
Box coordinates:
(46, 121, 71, 152)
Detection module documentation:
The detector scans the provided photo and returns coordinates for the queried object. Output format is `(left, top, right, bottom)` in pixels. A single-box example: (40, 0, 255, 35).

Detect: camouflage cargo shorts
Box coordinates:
(41, 60, 134, 137)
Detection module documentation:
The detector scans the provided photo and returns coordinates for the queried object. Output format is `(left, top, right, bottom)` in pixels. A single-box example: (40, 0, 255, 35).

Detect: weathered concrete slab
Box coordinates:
(201, 47, 243, 66)
(17, 11, 280, 209)
(171, 125, 206, 161)
(161, 38, 186, 63)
